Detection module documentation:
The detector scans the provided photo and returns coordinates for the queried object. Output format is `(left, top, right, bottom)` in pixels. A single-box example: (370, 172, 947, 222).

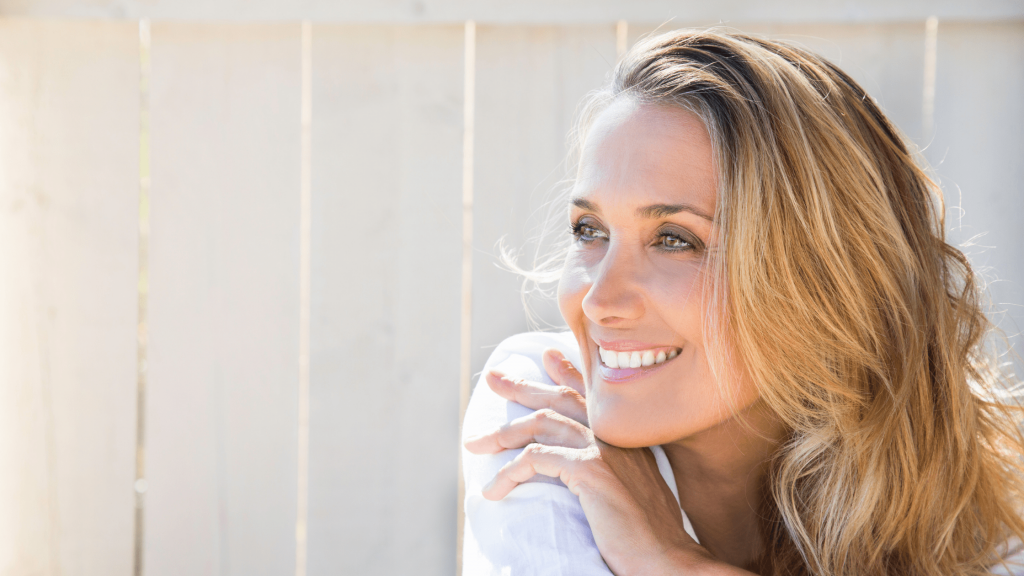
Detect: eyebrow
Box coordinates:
(571, 197, 714, 222)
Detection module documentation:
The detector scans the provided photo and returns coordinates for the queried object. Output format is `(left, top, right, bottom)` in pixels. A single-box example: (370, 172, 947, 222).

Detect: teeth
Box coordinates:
(601, 348, 618, 368)
(597, 346, 680, 368)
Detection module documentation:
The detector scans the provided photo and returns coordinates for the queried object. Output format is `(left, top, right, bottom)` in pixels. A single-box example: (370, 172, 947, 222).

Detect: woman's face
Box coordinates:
(558, 99, 759, 448)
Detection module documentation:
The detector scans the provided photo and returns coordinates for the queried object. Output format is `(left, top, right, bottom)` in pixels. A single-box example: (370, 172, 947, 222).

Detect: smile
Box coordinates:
(598, 345, 679, 369)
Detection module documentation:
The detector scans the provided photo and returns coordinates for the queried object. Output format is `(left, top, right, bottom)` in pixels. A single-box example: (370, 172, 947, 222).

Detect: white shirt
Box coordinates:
(461, 331, 1024, 576)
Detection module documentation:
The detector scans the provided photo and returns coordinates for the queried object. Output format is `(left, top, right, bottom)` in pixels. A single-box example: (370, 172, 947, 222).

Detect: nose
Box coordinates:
(581, 242, 646, 325)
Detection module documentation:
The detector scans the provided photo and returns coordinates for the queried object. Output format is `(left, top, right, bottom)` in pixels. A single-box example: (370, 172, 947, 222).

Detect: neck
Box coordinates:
(661, 400, 786, 571)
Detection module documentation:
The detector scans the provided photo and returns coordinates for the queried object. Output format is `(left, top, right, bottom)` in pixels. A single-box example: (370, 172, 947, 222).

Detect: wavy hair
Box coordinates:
(509, 29, 1024, 575)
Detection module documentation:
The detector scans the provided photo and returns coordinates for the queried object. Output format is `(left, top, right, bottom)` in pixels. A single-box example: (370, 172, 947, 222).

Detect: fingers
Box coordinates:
(542, 348, 586, 396)
(465, 408, 592, 455)
(481, 443, 590, 500)
(484, 370, 587, 425)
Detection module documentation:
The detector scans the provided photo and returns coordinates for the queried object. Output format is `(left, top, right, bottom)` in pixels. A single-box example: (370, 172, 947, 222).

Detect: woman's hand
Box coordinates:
(464, 349, 724, 576)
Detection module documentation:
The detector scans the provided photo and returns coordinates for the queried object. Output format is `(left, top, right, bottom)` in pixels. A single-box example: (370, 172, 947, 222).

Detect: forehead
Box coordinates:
(575, 99, 717, 215)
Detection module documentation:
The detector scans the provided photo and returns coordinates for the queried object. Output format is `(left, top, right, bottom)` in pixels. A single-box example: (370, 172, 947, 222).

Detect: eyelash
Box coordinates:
(569, 219, 699, 253)
(569, 221, 606, 242)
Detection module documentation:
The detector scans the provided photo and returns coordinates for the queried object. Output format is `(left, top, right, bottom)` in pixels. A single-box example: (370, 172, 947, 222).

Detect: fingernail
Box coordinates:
(487, 369, 507, 382)
(544, 348, 565, 360)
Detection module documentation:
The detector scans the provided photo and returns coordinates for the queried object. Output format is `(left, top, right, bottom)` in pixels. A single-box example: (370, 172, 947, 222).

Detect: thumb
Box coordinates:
(542, 348, 586, 397)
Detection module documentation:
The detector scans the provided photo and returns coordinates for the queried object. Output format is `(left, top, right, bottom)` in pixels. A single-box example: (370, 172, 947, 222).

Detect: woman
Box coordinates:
(461, 30, 1024, 575)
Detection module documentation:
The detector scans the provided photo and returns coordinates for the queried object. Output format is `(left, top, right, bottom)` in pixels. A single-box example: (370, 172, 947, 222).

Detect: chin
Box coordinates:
(589, 411, 664, 449)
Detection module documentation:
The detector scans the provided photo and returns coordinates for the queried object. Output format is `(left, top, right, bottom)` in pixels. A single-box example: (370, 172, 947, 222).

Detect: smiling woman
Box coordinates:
(460, 29, 1024, 576)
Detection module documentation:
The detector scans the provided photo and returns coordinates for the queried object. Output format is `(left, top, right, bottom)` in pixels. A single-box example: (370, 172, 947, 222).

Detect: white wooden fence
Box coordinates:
(1, 3, 1022, 575)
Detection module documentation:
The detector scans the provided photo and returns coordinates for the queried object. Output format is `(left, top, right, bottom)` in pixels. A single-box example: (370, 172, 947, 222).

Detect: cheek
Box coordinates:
(649, 259, 707, 326)
(557, 254, 591, 327)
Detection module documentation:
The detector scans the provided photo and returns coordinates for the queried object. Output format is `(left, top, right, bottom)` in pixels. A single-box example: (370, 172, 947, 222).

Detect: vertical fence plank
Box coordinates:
(931, 21, 1024, 363)
(307, 24, 464, 576)
(471, 25, 617, 376)
(0, 20, 139, 576)
(145, 23, 300, 576)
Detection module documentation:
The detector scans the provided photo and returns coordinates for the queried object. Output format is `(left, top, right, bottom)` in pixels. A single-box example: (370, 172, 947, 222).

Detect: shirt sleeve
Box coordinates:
(461, 332, 614, 576)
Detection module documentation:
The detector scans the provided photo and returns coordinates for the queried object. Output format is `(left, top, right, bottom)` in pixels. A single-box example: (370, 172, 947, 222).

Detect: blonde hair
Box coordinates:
(512, 29, 1024, 575)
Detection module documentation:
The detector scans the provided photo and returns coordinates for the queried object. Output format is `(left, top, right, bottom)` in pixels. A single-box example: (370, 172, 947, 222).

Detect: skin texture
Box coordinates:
(465, 101, 786, 575)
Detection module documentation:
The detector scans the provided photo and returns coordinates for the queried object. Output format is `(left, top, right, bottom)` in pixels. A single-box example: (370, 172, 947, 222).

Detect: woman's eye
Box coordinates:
(658, 233, 693, 251)
(571, 222, 608, 243)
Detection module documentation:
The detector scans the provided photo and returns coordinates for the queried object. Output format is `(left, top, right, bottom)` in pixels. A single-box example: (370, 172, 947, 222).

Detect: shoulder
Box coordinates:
(461, 331, 612, 575)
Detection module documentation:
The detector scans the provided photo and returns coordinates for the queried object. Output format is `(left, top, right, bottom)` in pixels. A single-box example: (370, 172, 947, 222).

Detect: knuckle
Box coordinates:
(533, 408, 557, 422)
(556, 386, 581, 401)
(582, 444, 602, 460)
(578, 451, 607, 474)
(523, 443, 546, 457)
(494, 423, 513, 440)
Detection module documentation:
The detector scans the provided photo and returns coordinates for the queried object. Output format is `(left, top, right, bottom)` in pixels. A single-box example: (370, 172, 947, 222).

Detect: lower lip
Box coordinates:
(596, 355, 676, 383)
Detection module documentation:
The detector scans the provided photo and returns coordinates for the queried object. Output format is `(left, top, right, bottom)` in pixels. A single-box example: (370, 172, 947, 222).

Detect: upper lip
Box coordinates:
(594, 338, 677, 352)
